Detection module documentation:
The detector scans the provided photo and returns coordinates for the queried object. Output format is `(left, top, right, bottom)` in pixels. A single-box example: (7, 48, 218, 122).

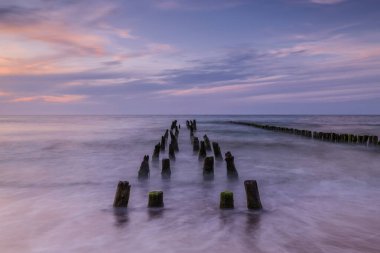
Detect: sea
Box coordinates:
(0, 115, 379, 253)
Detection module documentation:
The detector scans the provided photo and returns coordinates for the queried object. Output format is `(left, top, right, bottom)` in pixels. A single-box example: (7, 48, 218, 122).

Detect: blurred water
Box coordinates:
(0, 115, 379, 253)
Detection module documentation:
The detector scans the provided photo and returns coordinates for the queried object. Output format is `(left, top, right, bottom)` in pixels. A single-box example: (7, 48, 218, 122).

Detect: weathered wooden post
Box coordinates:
(244, 180, 262, 210)
(193, 137, 200, 152)
(220, 191, 234, 209)
(175, 126, 179, 138)
(152, 143, 160, 160)
(199, 141, 206, 160)
(161, 158, 171, 179)
(224, 151, 238, 179)
(169, 143, 176, 160)
(160, 136, 166, 151)
(138, 155, 150, 179)
(203, 156, 214, 180)
(148, 191, 164, 208)
(203, 135, 211, 150)
(164, 129, 169, 140)
(212, 142, 223, 160)
(113, 181, 131, 207)
(193, 120, 197, 131)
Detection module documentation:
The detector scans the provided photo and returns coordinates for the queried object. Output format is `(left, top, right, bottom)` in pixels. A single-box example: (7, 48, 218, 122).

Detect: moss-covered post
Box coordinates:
(161, 158, 171, 179)
(203, 135, 212, 150)
(212, 142, 223, 160)
(113, 181, 131, 207)
(203, 156, 214, 180)
(224, 151, 238, 179)
(199, 141, 206, 160)
(220, 191, 234, 209)
(138, 155, 150, 179)
(148, 191, 164, 208)
(244, 180, 262, 210)
(193, 137, 200, 152)
(152, 143, 160, 160)
(169, 143, 176, 160)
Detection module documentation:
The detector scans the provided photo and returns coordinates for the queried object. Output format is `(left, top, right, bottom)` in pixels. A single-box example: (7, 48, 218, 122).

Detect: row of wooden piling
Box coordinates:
(139, 120, 181, 180)
(188, 120, 238, 180)
(113, 180, 262, 210)
(231, 121, 380, 146)
(113, 119, 263, 212)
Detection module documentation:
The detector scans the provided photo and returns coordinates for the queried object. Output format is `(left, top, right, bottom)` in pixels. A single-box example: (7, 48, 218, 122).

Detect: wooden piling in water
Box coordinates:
(203, 135, 211, 151)
(203, 156, 214, 180)
(169, 143, 176, 160)
(161, 159, 171, 178)
(212, 142, 223, 160)
(152, 143, 160, 160)
(199, 141, 206, 160)
(170, 131, 179, 152)
(160, 136, 166, 151)
(193, 137, 200, 152)
(220, 191, 234, 209)
(224, 151, 238, 179)
(244, 180, 262, 210)
(138, 155, 150, 179)
(148, 191, 164, 208)
(113, 181, 131, 208)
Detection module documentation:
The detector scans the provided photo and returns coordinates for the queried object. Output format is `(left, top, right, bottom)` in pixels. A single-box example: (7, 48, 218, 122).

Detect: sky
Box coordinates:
(0, 0, 379, 115)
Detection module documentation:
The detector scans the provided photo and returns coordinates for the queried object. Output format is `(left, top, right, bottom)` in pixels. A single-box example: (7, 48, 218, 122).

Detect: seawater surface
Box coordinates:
(0, 115, 379, 253)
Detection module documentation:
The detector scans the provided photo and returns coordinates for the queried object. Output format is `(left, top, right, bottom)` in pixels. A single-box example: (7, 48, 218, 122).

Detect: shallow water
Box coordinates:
(0, 115, 379, 253)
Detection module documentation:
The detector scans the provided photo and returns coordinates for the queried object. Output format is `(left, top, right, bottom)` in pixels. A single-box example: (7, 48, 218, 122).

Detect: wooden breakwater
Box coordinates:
(230, 121, 380, 147)
(112, 119, 263, 211)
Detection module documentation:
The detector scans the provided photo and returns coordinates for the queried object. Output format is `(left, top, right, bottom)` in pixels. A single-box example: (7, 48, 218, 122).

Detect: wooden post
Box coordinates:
(161, 159, 171, 179)
(225, 151, 238, 179)
(220, 191, 234, 209)
(212, 142, 223, 160)
(169, 143, 176, 160)
(160, 136, 166, 151)
(203, 156, 214, 180)
(148, 191, 164, 208)
(113, 181, 131, 207)
(244, 180, 262, 210)
(138, 155, 150, 179)
(152, 143, 160, 160)
(170, 131, 179, 152)
(193, 137, 200, 152)
(203, 135, 211, 150)
(199, 141, 206, 160)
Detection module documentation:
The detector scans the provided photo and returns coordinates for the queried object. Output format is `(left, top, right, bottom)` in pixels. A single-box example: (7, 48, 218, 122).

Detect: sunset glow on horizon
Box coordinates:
(0, 0, 379, 114)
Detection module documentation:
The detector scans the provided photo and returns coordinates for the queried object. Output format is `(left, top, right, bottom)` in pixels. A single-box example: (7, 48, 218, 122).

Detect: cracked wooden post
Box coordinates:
(198, 141, 206, 160)
(169, 143, 176, 160)
(160, 136, 166, 151)
(244, 180, 263, 210)
(220, 191, 234, 209)
(138, 155, 150, 179)
(148, 191, 164, 208)
(193, 137, 200, 152)
(212, 142, 223, 160)
(164, 129, 169, 140)
(203, 156, 214, 180)
(203, 135, 211, 151)
(161, 158, 171, 179)
(225, 151, 238, 179)
(113, 181, 131, 207)
(152, 143, 160, 160)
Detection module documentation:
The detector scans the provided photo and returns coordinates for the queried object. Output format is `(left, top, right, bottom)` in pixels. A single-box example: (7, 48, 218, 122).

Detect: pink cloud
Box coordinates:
(310, 0, 346, 4)
(12, 95, 87, 103)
